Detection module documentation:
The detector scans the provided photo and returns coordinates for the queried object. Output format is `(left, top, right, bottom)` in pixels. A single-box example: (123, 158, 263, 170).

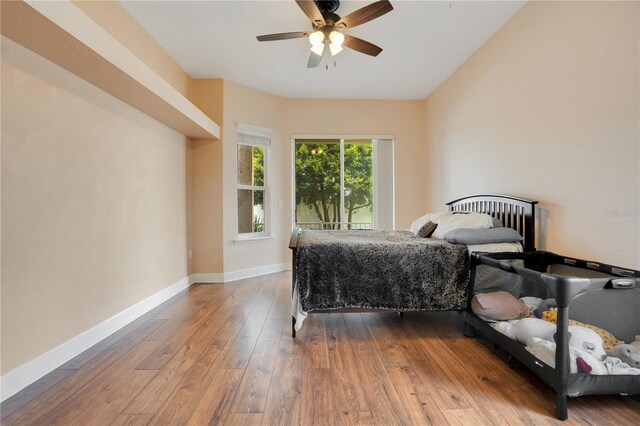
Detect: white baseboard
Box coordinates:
(0, 276, 191, 402)
(190, 262, 289, 284)
(190, 272, 224, 283)
(1, 264, 290, 401)
(224, 262, 288, 282)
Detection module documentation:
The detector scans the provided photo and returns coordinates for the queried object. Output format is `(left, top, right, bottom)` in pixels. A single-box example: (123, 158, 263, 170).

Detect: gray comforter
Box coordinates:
(295, 230, 470, 312)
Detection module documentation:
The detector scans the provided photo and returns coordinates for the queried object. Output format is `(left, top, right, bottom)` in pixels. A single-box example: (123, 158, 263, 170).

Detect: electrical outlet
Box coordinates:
(188, 249, 192, 259)
(277, 200, 283, 208)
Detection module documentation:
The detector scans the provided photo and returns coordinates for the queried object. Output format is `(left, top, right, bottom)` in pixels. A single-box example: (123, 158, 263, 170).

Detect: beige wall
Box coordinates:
(187, 87, 427, 275)
(1, 38, 189, 373)
(283, 99, 427, 230)
(186, 139, 194, 275)
(221, 81, 286, 273)
(72, 0, 191, 97)
(423, 0, 640, 268)
(190, 79, 224, 274)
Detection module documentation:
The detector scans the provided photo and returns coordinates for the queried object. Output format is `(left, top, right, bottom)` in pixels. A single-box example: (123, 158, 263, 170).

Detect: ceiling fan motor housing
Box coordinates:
(314, 0, 340, 13)
(317, 12, 341, 31)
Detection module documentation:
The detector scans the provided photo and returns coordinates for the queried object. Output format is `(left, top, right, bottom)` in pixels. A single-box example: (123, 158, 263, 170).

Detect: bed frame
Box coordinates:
(289, 194, 539, 338)
(446, 194, 538, 252)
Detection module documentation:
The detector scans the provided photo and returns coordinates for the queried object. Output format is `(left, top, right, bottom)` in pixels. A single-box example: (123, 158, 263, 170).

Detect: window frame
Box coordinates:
(291, 134, 395, 231)
(236, 123, 271, 241)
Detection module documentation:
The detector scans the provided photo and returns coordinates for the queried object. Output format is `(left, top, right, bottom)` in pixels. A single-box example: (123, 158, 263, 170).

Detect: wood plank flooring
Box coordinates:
(2, 271, 639, 425)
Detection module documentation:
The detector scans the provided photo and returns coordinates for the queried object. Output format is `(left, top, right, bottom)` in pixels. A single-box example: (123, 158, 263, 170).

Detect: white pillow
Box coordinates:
(431, 212, 493, 239)
(409, 212, 451, 234)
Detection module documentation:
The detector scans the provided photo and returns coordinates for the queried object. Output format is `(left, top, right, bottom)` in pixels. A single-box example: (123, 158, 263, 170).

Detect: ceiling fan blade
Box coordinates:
(296, 0, 326, 27)
(336, 0, 393, 29)
(307, 47, 324, 68)
(257, 31, 310, 42)
(343, 35, 383, 57)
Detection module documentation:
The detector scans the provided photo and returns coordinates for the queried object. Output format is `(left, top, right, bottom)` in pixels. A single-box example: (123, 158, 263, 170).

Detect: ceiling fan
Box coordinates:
(256, 0, 393, 68)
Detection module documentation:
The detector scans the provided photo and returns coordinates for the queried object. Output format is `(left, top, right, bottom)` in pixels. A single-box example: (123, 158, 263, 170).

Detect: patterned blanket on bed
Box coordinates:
(295, 230, 470, 312)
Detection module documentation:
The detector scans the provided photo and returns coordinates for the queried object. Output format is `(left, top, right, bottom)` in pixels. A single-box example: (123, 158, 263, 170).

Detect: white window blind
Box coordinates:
(373, 139, 395, 230)
(238, 122, 271, 147)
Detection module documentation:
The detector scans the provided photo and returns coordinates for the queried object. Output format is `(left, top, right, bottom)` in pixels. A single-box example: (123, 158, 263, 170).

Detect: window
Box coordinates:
(293, 137, 394, 231)
(237, 123, 271, 237)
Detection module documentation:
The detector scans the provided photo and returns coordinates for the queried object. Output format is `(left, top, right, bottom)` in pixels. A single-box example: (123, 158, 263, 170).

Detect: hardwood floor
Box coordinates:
(2, 271, 639, 425)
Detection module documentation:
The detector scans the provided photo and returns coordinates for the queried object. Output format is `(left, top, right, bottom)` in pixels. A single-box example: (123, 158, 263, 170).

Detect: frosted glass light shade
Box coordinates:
(329, 31, 345, 56)
(329, 31, 344, 46)
(310, 44, 324, 56)
(309, 31, 324, 46)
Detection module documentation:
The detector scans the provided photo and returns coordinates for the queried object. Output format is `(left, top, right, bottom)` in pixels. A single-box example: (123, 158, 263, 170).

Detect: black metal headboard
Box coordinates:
(446, 194, 538, 252)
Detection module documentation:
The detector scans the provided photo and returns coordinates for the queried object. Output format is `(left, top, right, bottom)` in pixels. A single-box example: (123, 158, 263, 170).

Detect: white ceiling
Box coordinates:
(121, 0, 526, 100)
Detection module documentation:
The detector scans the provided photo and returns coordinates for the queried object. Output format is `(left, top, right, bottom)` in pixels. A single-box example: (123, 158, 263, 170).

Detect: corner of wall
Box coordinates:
(189, 79, 225, 275)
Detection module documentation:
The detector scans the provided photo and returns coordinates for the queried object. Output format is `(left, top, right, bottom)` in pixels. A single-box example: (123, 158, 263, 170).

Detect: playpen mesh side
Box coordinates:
(472, 258, 640, 343)
(547, 264, 639, 343)
(570, 285, 640, 343)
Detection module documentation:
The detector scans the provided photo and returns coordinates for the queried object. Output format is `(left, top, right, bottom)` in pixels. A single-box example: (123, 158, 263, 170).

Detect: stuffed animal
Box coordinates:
(526, 337, 607, 375)
(534, 298, 557, 318)
(608, 344, 640, 368)
(539, 310, 624, 351)
(561, 326, 608, 362)
(513, 318, 609, 362)
(493, 317, 612, 374)
(510, 318, 607, 373)
(513, 318, 556, 345)
(524, 325, 607, 374)
(631, 335, 640, 351)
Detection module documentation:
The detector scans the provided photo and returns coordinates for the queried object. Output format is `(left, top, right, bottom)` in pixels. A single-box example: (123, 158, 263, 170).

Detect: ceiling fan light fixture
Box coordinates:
(329, 31, 345, 56)
(329, 30, 344, 46)
(256, 0, 393, 67)
(308, 30, 325, 47)
(329, 43, 343, 56)
(310, 44, 325, 56)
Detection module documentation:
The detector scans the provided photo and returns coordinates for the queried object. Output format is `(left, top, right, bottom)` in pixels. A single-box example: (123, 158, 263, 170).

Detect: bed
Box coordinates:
(466, 252, 640, 419)
(289, 194, 538, 338)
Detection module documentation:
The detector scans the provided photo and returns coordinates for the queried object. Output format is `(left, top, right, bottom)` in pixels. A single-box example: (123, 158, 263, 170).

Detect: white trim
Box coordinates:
(237, 184, 265, 191)
(291, 134, 394, 140)
(0, 276, 191, 402)
(190, 273, 224, 283)
(224, 263, 288, 282)
(233, 235, 275, 244)
(190, 263, 289, 284)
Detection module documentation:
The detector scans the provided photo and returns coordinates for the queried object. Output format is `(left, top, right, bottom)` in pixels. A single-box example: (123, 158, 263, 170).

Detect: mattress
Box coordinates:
(292, 239, 523, 331)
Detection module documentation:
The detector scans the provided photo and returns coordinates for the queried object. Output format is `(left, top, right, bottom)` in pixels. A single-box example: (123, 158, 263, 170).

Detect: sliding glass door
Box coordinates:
(343, 139, 373, 229)
(294, 139, 342, 229)
(294, 138, 375, 230)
